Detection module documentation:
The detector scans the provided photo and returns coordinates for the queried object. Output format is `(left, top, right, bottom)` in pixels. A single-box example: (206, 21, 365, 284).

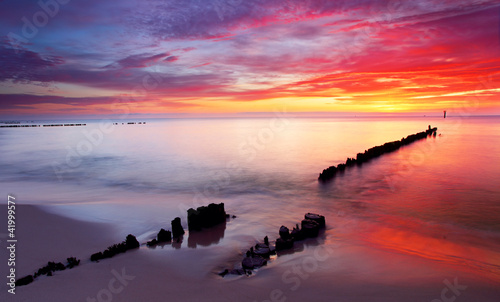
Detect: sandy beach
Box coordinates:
(2, 204, 499, 302)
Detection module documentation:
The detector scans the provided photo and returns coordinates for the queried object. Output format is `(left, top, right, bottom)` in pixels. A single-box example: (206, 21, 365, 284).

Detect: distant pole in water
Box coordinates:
(443, 110, 447, 118)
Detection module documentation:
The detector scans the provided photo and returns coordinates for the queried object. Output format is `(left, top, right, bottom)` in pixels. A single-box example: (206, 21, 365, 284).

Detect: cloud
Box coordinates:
(0, 94, 117, 109)
(0, 43, 64, 83)
(1, 0, 500, 116)
(113, 52, 171, 69)
(131, 0, 378, 40)
(163, 55, 179, 62)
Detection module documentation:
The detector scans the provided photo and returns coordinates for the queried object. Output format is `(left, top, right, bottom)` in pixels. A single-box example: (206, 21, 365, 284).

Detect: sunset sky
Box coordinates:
(1, 0, 500, 119)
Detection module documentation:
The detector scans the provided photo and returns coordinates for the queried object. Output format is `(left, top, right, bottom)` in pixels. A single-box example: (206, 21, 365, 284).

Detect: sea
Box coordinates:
(1, 115, 499, 283)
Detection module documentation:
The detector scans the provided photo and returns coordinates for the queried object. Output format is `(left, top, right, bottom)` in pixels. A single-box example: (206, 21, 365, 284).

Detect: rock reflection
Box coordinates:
(188, 221, 226, 248)
(276, 228, 326, 257)
(172, 235, 183, 249)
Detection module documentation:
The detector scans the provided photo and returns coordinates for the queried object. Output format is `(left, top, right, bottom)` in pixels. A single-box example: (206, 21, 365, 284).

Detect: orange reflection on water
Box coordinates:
(357, 216, 500, 282)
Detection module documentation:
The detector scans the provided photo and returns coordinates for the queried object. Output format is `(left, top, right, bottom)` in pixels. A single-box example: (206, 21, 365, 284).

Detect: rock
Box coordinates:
(125, 234, 140, 249)
(34, 261, 66, 276)
(279, 225, 290, 239)
(147, 229, 173, 247)
(171, 217, 185, 238)
(242, 256, 267, 270)
(92, 234, 140, 262)
(253, 244, 272, 258)
(220, 212, 327, 277)
(346, 157, 356, 166)
(304, 213, 325, 228)
(90, 252, 103, 262)
(146, 239, 158, 247)
(230, 268, 247, 275)
(301, 219, 320, 238)
(66, 257, 80, 269)
(275, 237, 294, 250)
(291, 224, 305, 241)
(54, 262, 66, 271)
(157, 228, 172, 243)
(255, 243, 268, 249)
(220, 268, 247, 277)
(15, 275, 34, 287)
(187, 203, 226, 231)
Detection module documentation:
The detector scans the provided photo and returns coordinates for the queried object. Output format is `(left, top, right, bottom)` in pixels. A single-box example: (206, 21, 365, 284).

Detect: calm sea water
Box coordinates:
(1, 116, 499, 281)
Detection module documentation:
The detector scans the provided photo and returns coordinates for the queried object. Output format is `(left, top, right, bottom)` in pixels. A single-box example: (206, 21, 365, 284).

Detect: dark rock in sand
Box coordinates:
(253, 243, 272, 258)
(91, 252, 103, 262)
(219, 268, 247, 277)
(66, 257, 80, 269)
(147, 229, 173, 247)
(275, 237, 294, 251)
(230, 268, 247, 275)
(187, 203, 226, 231)
(242, 256, 267, 270)
(291, 224, 305, 241)
(146, 239, 158, 247)
(157, 228, 172, 243)
(16, 275, 34, 287)
(279, 225, 290, 239)
(33, 261, 66, 278)
(301, 219, 320, 238)
(304, 213, 326, 228)
(91, 234, 140, 262)
(171, 217, 185, 238)
(125, 234, 140, 249)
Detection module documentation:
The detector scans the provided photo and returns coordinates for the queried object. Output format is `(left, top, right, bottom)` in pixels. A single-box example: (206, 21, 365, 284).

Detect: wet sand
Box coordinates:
(1, 205, 499, 301)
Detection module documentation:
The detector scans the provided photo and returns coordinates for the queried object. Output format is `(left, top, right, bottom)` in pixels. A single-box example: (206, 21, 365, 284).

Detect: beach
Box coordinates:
(2, 0, 500, 299)
(1, 204, 500, 301)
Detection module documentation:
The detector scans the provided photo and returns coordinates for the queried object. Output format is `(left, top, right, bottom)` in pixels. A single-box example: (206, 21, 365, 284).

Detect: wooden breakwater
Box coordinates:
(0, 122, 147, 128)
(0, 123, 86, 128)
(16, 203, 231, 287)
(318, 126, 438, 182)
(219, 212, 326, 277)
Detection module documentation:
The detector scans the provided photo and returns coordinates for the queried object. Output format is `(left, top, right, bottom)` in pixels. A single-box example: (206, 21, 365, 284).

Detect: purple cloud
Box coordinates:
(0, 42, 64, 83)
(112, 52, 170, 69)
(163, 55, 179, 62)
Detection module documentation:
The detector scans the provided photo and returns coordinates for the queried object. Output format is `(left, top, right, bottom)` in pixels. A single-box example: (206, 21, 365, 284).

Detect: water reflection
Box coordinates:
(353, 216, 500, 282)
(275, 229, 327, 257)
(188, 221, 226, 248)
(172, 235, 183, 249)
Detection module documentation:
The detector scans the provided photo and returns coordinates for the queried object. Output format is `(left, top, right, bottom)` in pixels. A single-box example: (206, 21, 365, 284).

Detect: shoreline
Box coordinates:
(1, 204, 500, 301)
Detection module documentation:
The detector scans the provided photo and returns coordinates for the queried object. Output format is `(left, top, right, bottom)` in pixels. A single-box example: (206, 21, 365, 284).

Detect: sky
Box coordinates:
(1, 0, 500, 119)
